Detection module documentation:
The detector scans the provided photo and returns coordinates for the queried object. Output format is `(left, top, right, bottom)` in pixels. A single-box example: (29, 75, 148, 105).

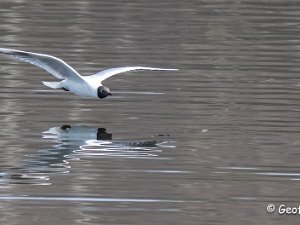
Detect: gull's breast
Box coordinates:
(65, 79, 96, 97)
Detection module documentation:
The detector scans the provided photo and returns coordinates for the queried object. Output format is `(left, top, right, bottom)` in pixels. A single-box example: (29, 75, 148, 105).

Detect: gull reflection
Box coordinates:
(2, 125, 174, 185)
(42, 125, 165, 158)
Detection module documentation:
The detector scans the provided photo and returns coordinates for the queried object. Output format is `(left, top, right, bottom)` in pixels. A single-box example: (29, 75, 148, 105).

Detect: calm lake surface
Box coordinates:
(0, 0, 300, 224)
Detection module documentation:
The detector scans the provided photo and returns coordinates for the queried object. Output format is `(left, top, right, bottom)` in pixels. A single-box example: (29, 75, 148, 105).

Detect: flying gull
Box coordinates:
(0, 48, 177, 99)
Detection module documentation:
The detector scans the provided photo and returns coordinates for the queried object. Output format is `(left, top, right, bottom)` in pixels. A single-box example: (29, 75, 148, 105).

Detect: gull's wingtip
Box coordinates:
(0, 48, 20, 55)
(0, 48, 11, 53)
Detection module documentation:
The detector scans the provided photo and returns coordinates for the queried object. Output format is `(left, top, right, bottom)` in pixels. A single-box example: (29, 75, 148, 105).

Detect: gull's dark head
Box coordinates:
(97, 86, 112, 99)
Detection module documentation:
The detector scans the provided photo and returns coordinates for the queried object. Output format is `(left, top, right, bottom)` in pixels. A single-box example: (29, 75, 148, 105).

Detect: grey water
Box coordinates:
(0, 0, 300, 224)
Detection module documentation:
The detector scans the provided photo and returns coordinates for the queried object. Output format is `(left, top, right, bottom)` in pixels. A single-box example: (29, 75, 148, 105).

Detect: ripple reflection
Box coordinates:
(3, 125, 175, 185)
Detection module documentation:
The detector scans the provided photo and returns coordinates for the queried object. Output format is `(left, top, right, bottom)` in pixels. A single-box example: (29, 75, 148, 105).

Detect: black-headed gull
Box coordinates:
(0, 48, 177, 99)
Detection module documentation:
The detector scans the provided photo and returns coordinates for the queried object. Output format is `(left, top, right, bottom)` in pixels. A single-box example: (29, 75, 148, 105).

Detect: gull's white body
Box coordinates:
(0, 48, 177, 99)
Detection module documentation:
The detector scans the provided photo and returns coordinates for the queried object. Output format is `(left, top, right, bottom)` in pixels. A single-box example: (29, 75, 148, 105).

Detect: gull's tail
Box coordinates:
(42, 81, 63, 89)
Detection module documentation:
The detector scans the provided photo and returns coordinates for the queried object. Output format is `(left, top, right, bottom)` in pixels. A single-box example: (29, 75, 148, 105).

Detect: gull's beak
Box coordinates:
(108, 93, 112, 96)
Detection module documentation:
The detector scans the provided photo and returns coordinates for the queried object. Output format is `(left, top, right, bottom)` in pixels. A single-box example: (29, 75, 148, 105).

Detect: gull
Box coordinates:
(0, 48, 177, 99)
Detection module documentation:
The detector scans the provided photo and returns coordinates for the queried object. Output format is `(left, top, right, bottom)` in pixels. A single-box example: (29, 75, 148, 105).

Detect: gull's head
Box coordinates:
(97, 86, 112, 99)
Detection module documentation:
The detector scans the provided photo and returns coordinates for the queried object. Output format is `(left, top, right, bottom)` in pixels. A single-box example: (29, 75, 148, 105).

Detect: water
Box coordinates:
(0, 0, 300, 224)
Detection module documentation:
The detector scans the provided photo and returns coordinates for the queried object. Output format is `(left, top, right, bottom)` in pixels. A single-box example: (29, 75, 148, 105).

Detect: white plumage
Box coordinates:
(0, 48, 178, 99)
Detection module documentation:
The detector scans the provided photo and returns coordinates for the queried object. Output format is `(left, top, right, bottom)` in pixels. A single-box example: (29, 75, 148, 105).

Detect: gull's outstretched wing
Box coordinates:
(0, 48, 83, 81)
(86, 66, 178, 84)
